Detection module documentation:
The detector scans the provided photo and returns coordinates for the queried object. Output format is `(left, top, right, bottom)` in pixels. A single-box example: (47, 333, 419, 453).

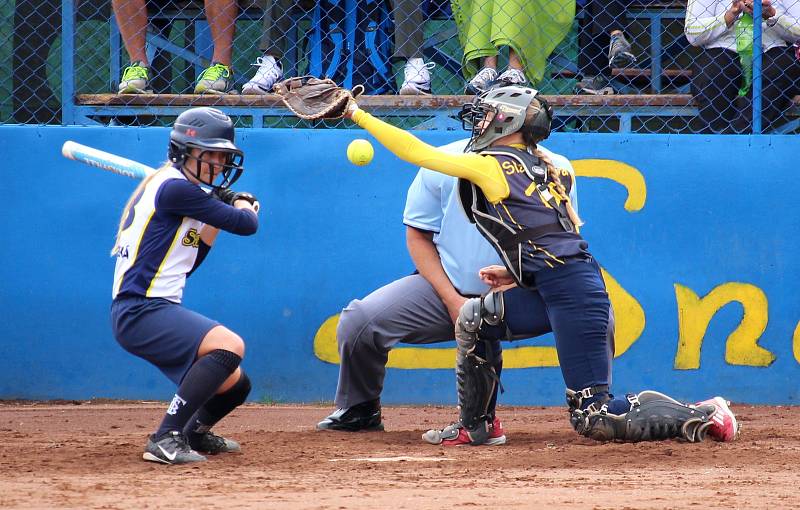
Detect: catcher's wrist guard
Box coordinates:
(273, 76, 365, 121)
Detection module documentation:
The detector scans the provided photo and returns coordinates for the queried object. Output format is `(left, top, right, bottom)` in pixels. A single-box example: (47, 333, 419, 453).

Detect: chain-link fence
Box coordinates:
(3, 0, 800, 132)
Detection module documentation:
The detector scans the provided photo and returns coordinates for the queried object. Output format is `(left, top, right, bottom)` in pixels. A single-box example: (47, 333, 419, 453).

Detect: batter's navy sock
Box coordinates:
(184, 372, 251, 445)
(155, 349, 241, 439)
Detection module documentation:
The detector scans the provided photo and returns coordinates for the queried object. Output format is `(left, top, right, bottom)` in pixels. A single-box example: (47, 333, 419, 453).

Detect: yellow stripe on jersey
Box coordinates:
(113, 209, 155, 297)
(146, 217, 188, 298)
(499, 202, 564, 265)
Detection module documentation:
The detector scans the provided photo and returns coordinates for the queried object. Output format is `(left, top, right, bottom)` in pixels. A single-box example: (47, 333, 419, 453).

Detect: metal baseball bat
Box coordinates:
(61, 141, 156, 179)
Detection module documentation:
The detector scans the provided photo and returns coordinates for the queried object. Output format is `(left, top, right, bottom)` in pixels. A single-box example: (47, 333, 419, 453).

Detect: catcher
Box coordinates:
(276, 79, 740, 444)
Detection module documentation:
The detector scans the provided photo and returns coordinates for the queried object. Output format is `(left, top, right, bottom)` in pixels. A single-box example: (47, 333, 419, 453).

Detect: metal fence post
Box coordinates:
(752, 1, 763, 134)
(61, 0, 75, 125)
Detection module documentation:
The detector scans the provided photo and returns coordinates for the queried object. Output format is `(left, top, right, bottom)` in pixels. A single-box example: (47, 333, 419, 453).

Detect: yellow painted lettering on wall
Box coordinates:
(674, 283, 775, 369)
(793, 321, 800, 364)
(571, 159, 646, 212)
(312, 268, 644, 368)
(603, 269, 645, 357)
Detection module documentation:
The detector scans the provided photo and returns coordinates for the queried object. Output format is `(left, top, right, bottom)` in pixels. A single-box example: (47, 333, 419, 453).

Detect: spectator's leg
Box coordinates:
(391, 0, 424, 61)
(257, 0, 299, 61)
(691, 48, 741, 134)
(575, 0, 621, 94)
(204, 0, 237, 66)
(495, 48, 526, 86)
(761, 46, 798, 132)
(112, 0, 150, 65)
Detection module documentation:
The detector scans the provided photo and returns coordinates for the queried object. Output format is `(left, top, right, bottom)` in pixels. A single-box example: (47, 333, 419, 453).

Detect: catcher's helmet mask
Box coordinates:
(459, 85, 553, 152)
(168, 107, 244, 190)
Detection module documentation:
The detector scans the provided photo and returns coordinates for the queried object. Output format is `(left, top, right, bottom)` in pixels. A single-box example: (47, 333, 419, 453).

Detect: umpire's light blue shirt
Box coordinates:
(403, 139, 578, 296)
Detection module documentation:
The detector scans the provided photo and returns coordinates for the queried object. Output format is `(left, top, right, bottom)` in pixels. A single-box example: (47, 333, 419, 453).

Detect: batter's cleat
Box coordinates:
(695, 397, 740, 442)
(422, 416, 507, 446)
(399, 58, 435, 95)
(242, 55, 283, 95)
(194, 62, 234, 94)
(117, 61, 152, 94)
(316, 399, 384, 432)
(143, 431, 207, 465)
(189, 431, 241, 454)
(497, 68, 527, 86)
(465, 67, 498, 94)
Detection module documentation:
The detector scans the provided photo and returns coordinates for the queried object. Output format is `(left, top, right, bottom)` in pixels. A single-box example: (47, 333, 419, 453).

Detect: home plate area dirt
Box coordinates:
(0, 402, 796, 509)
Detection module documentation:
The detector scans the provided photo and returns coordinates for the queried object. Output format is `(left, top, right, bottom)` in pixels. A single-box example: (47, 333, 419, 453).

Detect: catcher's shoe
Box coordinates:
(242, 55, 283, 95)
(143, 431, 207, 465)
(189, 431, 241, 454)
(316, 399, 384, 432)
(695, 397, 740, 442)
(422, 417, 507, 446)
(195, 62, 234, 94)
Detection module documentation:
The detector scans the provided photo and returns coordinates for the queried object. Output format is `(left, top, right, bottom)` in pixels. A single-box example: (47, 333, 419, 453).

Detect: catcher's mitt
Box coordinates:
(273, 76, 364, 120)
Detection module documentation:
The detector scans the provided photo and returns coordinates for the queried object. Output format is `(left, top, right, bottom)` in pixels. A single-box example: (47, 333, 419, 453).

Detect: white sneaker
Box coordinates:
(399, 58, 435, 95)
(242, 55, 283, 95)
(497, 68, 527, 86)
(465, 67, 499, 94)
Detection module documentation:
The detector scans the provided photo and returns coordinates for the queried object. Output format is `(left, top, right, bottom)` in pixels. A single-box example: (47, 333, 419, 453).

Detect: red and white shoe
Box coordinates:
(696, 396, 740, 442)
(422, 417, 507, 446)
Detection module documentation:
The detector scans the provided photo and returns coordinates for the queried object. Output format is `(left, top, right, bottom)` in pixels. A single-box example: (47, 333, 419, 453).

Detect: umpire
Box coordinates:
(316, 138, 584, 442)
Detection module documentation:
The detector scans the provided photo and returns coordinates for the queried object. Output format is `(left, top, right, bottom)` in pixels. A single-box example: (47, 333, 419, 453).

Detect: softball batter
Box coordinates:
(110, 107, 260, 464)
(342, 86, 739, 444)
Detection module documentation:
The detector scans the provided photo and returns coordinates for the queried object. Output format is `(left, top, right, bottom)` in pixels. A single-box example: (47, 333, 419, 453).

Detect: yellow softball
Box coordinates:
(346, 139, 374, 166)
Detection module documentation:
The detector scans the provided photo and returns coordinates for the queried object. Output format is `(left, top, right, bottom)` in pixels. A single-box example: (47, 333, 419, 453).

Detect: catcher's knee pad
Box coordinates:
(456, 291, 505, 338)
(567, 388, 715, 443)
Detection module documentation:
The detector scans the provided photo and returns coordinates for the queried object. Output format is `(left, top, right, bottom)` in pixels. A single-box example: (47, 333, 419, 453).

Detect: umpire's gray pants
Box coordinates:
(334, 274, 456, 408)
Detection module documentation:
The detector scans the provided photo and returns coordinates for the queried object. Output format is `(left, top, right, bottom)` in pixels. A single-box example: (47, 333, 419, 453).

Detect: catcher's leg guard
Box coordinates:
(567, 388, 716, 443)
(454, 293, 505, 445)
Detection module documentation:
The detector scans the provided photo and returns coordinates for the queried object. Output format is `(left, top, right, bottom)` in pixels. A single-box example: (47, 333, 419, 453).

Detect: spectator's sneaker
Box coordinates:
(189, 431, 241, 454)
(497, 68, 527, 86)
(608, 31, 637, 68)
(316, 399, 384, 432)
(465, 67, 499, 94)
(118, 61, 152, 94)
(695, 397, 740, 442)
(399, 58, 435, 95)
(242, 55, 283, 95)
(194, 62, 234, 94)
(142, 431, 207, 465)
(574, 75, 615, 95)
(422, 417, 507, 446)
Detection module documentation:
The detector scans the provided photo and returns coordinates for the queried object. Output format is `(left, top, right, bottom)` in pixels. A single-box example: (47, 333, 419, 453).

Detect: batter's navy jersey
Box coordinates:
(112, 165, 257, 303)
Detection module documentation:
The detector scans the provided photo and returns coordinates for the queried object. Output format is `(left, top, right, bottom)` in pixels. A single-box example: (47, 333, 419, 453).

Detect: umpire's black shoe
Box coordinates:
(316, 399, 384, 432)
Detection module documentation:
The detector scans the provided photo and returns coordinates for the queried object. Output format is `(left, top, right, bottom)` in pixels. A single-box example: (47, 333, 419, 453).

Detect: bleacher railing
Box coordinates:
(4, 0, 799, 133)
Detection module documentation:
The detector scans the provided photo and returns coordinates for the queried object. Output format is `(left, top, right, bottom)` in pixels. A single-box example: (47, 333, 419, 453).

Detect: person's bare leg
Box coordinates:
(112, 0, 148, 65)
(204, 0, 237, 65)
(483, 55, 498, 70)
(508, 49, 522, 70)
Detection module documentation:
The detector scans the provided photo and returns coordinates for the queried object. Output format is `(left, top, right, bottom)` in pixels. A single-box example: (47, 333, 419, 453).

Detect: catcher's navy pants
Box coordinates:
(489, 259, 615, 401)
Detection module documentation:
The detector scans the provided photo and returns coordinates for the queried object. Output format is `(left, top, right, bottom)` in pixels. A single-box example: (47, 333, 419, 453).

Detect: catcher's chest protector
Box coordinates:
(307, 0, 395, 94)
(458, 147, 584, 286)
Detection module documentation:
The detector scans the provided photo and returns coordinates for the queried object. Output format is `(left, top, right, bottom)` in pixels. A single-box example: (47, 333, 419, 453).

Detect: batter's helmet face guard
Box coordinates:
(168, 107, 244, 190)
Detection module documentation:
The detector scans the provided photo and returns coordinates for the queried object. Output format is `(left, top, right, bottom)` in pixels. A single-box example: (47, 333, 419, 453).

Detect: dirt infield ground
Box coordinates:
(0, 402, 796, 509)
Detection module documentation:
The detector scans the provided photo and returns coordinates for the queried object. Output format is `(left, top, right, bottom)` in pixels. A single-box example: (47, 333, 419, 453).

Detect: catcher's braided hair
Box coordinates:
(521, 100, 583, 228)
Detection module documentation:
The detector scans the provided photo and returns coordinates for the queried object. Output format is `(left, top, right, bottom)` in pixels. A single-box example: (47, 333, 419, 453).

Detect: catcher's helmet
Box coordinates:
(168, 107, 244, 189)
(459, 85, 553, 152)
